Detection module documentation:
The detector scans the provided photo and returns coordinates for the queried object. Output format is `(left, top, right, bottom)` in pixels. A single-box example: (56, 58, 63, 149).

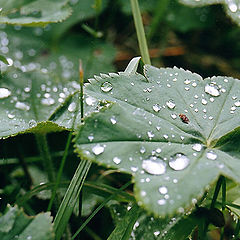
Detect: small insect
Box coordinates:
(179, 114, 189, 124)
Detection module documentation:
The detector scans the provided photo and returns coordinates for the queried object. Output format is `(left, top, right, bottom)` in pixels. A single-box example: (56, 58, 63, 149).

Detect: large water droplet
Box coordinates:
(159, 186, 168, 194)
(0, 87, 11, 99)
(234, 101, 240, 107)
(101, 82, 113, 92)
(113, 157, 121, 164)
(205, 84, 220, 97)
(92, 144, 104, 155)
(192, 143, 202, 152)
(169, 153, 190, 171)
(229, 2, 237, 12)
(142, 156, 166, 175)
(206, 151, 217, 160)
(15, 101, 30, 111)
(166, 100, 176, 109)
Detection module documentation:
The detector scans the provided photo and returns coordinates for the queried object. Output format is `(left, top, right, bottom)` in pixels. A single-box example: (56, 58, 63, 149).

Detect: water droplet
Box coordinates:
(163, 134, 168, 140)
(88, 134, 94, 142)
(192, 143, 202, 152)
(92, 144, 104, 155)
(86, 96, 96, 106)
(139, 146, 146, 154)
(184, 79, 191, 84)
(41, 98, 55, 106)
(156, 148, 162, 153)
(113, 157, 121, 165)
(166, 100, 176, 109)
(205, 84, 220, 97)
(15, 101, 30, 111)
(131, 166, 138, 172)
(152, 104, 161, 112)
(110, 116, 117, 124)
(7, 113, 15, 119)
(147, 131, 155, 139)
(206, 151, 217, 160)
(169, 153, 190, 171)
(157, 199, 166, 205)
(142, 156, 167, 175)
(29, 119, 37, 127)
(154, 231, 160, 237)
(159, 186, 168, 194)
(201, 99, 207, 105)
(234, 101, 240, 107)
(229, 2, 237, 12)
(101, 82, 113, 92)
(27, 236, 32, 240)
(171, 113, 177, 119)
(0, 87, 11, 99)
(68, 102, 76, 112)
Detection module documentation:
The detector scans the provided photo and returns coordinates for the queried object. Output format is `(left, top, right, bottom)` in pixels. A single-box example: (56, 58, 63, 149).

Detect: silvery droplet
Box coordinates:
(86, 96, 96, 106)
(7, 113, 15, 119)
(92, 144, 104, 155)
(192, 143, 202, 152)
(29, 119, 37, 127)
(205, 84, 220, 97)
(157, 199, 166, 205)
(229, 2, 237, 12)
(152, 104, 161, 112)
(110, 116, 117, 124)
(101, 82, 113, 92)
(88, 134, 94, 142)
(234, 101, 240, 107)
(201, 99, 207, 105)
(142, 156, 166, 175)
(68, 102, 76, 112)
(166, 100, 176, 109)
(41, 98, 55, 106)
(169, 153, 190, 171)
(171, 113, 177, 119)
(0, 87, 11, 99)
(15, 101, 30, 111)
(147, 131, 155, 139)
(206, 151, 217, 160)
(113, 157, 121, 164)
(159, 186, 168, 194)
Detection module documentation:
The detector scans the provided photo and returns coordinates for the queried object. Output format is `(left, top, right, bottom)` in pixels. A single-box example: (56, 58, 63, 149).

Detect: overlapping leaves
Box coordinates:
(74, 62, 240, 216)
(0, 0, 71, 26)
(179, 0, 240, 26)
(0, 205, 54, 240)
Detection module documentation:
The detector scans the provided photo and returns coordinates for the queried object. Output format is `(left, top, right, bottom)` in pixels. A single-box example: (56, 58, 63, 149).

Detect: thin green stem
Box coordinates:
(210, 176, 223, 209)
(47, 132, 73, 211)
(35, 133, 55, 183)
(130, 0, 151, 65)
(222, 176, 226, 210)
(54, 159, 91, 240)
(71, 181, 132, 240)
(79, 60, 84, 122)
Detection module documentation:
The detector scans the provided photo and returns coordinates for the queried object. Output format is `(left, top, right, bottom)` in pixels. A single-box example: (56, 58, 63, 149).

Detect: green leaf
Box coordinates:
(0, 55, 9, 65)
(110, 203, 202, 240)
(178, 0, 240, 26)
(0, 0, 72, 27)
(0, 205, 54, 240)
(74, 63, 240, 217)
(107, 204, 140, 240)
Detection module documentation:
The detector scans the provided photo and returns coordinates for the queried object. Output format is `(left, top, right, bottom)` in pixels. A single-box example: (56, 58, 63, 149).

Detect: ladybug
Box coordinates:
(179, 114, 189, 124)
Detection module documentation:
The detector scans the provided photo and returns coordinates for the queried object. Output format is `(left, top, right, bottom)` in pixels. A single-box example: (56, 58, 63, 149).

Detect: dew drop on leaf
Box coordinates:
(140, 146, 146, 154)
(29, 119, 37, 127)
(15, 101, 30, 111)
(41, 98, 55, 106)
(113, 157, 121, 165)
(229, 3, 238, 12)
(68, 102, 76, 112)
(169, 153, 190, 171)
(100, 81, 113, 92)
(204, 84, 220, 97)
(152, 104, 161, 112)
(85, 96, 96, 106)
(192, 143, 202, 152)
(7, 113, 15, 119)
(147, 131, 155, 139)
(234, 101, 240, 107)
(201, 99, 208, 105)
(0, 87, 11, 99)
(171, 113, 177, 119)
(92, 144, 104, 155)
(157, 199, 166, 205)
(166, 99, 176, 109)
(110, 116, 117, 124)
(206, 151, 217, 160)
(142, 156, 167, 175)
(159, 186, 168, 194)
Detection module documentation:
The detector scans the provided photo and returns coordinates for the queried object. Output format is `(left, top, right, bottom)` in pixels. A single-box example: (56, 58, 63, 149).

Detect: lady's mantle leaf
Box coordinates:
(74, 64, 240, 216)
(178, 0, 240, 26)
(0, 0, 71, 27)
(0, 205, 54, 240)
